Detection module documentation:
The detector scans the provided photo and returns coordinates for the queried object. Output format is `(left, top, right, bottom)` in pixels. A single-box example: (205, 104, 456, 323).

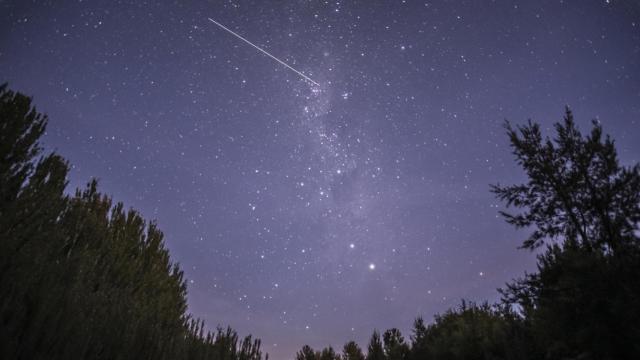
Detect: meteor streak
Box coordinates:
(207, 18, 320, 87)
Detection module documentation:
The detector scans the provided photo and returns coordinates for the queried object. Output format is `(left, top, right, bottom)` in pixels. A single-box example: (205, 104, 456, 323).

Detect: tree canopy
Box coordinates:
(0, 84, 267, 360)
(492, 109, 640, 252)
(493, 109, 640, 359)
(2, 84, 638, 360)
(293, 109, 639, 360)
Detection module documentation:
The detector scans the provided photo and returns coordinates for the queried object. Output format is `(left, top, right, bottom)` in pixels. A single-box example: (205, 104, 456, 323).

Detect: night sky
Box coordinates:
(2, 1, 639, 359)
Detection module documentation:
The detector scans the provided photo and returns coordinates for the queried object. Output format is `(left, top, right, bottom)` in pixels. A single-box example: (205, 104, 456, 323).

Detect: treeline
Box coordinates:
(295, 302, 527, 360)
(0, 84, 267, 359)
(295, 110, 640, 360)
(2, 83, 639, 360)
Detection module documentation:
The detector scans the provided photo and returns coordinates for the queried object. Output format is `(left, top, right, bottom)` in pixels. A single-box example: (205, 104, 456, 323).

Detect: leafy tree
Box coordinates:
(319, 346, 341, 360)
(413, 302, 516, 360)
(492, 109, 639, 252)
(296, 345, 318, 360)
(0, 83, 68, 286)
(493, 109, 640, 359)
(382, 328, 409, 360)
(0, 84, 268, 360)
(342, 341, 365, 360)
(0, 84, 70, 359)
(408, 318, 427, 360)
(0, 83, 50, 209)
(365, 330, 385, 360)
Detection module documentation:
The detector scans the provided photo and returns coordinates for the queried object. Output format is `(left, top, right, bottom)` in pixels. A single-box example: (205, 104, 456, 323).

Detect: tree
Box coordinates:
(319, 346, 341, 360)
(0, 84, 70, 359)
(0, 83, 49, 208)
(408, 318, 427, 360)
(382, 329, 409, 360)
(412, 302, 520, 360)
(0, 83, 68, 285)
(493, 109, 640, 359)
(0, 84, 268, 360)
(296, 345, 318, 360)
(491, 108, 639, 252)
(342, 341, 365, 360)
(365, 330, 385, 360)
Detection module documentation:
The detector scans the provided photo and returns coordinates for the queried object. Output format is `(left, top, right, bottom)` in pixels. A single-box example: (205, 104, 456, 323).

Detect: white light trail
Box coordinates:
(207, 18, 320, 87)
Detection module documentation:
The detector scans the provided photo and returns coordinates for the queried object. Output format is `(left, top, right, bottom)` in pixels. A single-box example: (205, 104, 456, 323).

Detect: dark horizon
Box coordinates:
(2, 1, 639, 359)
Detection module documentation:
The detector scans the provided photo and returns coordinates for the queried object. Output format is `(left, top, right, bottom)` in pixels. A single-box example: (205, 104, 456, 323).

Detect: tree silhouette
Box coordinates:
(382, 328, 409, 360)
(492, 109, 640, 252)
(408, 318, 427, 360)
(411, 302, 524, 360)
(365, 330, 385, 360)
(296, 345, 318, 360)
(3, 84, 639, 360)
(494, 109, 640, 359)
(0, 84, 268, 360)
(319, 346, 341, 360)
(342, 341, 365, 360)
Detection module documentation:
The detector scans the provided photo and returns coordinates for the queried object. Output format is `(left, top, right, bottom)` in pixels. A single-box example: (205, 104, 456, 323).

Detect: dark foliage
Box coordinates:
(493, 109, 640, 360)
(342, 341, 365, 360)
(0, 84, 267, 360)
(294, 109, 639, 360)
(492, 109, 640, 252)
(365, 330, 385, 360)
(412, 302, 535, 360)
(3, 84, 638, 360)
(294, 345, 341, 360)
(382, 328, 409, 360)
(319, 346, 341, 360)
(295, 345, 318, 360)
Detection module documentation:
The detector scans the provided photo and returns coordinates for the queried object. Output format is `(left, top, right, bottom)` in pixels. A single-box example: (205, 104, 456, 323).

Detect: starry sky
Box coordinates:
(1, 1, 640, 359)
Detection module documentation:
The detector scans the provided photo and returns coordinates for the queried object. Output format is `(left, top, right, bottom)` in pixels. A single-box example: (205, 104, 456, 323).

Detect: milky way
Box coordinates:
(1, 1, 639, 359)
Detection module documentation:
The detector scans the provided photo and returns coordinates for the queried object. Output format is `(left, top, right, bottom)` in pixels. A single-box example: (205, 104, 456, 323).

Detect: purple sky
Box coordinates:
(2, 1, 639, 359)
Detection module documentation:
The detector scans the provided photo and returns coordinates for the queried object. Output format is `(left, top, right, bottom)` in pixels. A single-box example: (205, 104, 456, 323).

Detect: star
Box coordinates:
(4, 2, 638, 359)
